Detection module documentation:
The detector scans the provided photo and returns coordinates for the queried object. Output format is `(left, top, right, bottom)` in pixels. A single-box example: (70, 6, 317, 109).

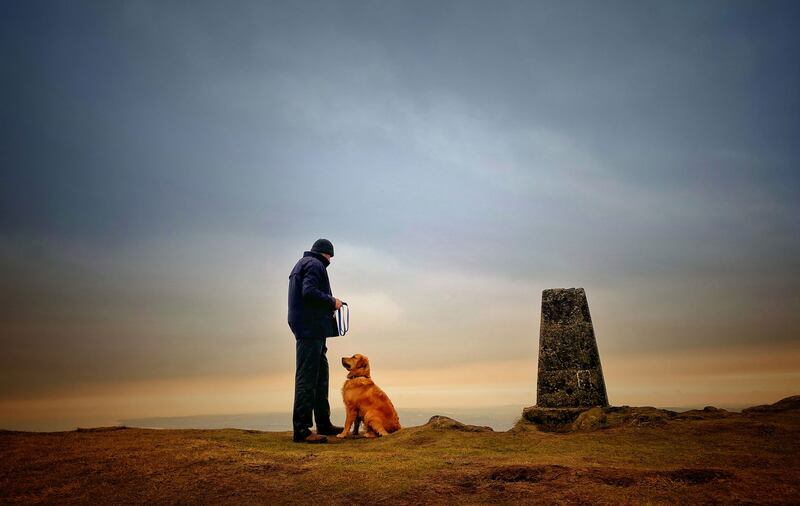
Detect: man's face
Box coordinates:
(322, 253, 332, 262)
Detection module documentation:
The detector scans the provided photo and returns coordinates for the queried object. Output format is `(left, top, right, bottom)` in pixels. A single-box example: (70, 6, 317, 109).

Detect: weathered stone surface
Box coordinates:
(517, 396, 799, 433)
(742, 395, 800, 415)
(520, 405, 680, 432)
(603, 406, 677, 427)
(424, 416, 494, 432)
(675, 406, 729, 420)
(571, 407, 607, 431)
(522, 406, 588, 432)
(536, 288, 608, 408)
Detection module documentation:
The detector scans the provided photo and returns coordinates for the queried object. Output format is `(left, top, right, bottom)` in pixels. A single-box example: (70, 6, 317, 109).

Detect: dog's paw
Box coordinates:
(336, 433, 347, 439)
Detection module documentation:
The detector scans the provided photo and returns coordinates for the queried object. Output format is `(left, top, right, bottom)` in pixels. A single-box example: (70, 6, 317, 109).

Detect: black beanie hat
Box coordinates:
(311, 238, 334, 257)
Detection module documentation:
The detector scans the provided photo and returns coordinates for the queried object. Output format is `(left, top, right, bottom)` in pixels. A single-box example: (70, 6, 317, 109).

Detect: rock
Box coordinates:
(676, 406, 729, 420)
(571, 407, 607, 431)
(424, 416, 493, 432)
(603, 406, 677, 427)
(507, 418, 540, 433)
(537, 288, 608, 408)
(742, 395, 800, 415)
(75, 426, 128, 432)
(522, 406, 589, 432)
(516, 397, 800, 433)
(520, 405, 679, 432)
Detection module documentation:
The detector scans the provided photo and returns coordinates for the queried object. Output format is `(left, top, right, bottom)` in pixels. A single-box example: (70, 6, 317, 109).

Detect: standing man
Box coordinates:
(287, 238, 344, 443)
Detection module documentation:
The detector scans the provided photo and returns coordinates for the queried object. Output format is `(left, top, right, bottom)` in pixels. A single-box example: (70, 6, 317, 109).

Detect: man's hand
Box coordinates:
(334, 298, 343, 310)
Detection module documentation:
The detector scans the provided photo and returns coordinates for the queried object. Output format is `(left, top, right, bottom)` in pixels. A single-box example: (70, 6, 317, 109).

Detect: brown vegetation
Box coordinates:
(1, 396, 798, 504)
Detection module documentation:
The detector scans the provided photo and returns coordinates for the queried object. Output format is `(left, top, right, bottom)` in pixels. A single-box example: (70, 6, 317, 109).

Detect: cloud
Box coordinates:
(0, 1, 798, 429)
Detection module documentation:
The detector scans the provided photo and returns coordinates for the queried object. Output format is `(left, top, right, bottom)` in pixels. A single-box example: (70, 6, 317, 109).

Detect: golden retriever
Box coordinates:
(338, 354, 401, 438)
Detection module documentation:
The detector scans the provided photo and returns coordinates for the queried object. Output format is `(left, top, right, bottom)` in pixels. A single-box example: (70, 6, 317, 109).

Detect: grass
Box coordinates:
(1, 405, 798, 504)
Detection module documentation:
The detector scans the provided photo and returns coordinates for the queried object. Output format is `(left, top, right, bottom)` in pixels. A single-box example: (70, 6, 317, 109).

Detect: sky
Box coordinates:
(1, 0, 799, 431)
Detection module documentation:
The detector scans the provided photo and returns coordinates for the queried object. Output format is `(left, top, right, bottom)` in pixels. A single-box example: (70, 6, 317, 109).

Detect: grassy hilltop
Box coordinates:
(1, 396, 799, 505)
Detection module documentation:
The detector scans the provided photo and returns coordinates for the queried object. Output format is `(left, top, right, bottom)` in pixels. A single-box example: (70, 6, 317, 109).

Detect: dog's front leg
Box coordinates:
(337, 407, 357, 439)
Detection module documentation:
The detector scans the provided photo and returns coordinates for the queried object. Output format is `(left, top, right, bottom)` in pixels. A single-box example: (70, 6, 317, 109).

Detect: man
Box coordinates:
(287, 238, 344, 443)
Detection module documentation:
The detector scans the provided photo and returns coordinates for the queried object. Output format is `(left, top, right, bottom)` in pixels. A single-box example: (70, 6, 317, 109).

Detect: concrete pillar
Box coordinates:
(536, 288, 608, 408)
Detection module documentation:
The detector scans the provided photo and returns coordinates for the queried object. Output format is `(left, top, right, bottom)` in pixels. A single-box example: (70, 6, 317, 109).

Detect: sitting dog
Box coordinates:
(338, 354, 401, 438)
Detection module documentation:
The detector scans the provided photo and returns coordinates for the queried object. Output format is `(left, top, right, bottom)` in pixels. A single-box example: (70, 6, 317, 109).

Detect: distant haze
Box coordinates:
(1, 1, 799, 431)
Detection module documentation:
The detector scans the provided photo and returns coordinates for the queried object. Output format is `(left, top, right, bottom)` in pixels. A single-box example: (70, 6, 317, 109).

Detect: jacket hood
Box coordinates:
(303, 250, 330, 267)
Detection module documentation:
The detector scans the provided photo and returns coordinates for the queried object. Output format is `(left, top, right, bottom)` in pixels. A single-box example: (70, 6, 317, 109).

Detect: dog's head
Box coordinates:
(341, 354, 370, 379)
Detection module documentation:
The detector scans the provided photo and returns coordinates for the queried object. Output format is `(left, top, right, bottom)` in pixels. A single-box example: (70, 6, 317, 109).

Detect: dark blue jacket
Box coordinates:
(287, 251, 339, 339)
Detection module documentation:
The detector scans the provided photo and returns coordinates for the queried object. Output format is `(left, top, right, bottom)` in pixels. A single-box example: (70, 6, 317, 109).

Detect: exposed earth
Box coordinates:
(1, 396, 798, 504)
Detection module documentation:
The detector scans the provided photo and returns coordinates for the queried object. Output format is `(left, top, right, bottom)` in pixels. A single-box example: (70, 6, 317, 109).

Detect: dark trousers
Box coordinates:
(292, 337, 332, 436)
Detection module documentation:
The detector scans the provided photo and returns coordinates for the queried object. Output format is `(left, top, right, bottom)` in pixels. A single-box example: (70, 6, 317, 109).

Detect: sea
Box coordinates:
(119, 406, 527, 432)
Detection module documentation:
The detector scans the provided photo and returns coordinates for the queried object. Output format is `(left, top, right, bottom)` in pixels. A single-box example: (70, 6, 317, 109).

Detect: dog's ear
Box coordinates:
(356, 355, 369, 370)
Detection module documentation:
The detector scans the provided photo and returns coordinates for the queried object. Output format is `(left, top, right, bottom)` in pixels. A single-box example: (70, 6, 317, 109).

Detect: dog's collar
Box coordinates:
(347, 373, 370, 380)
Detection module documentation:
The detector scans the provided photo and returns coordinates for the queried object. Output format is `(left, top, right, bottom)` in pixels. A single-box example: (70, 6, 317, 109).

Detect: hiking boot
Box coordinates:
(293, 432, 328, 444)
(316, 424, 344, 436)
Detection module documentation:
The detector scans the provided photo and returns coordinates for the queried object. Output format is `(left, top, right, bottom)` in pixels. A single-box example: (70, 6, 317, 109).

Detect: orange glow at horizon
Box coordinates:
(2, 341, 797, 431)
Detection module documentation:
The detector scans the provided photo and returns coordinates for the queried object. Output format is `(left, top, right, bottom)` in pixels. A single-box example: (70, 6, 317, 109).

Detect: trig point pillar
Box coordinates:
(536, 288, 608, 408)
